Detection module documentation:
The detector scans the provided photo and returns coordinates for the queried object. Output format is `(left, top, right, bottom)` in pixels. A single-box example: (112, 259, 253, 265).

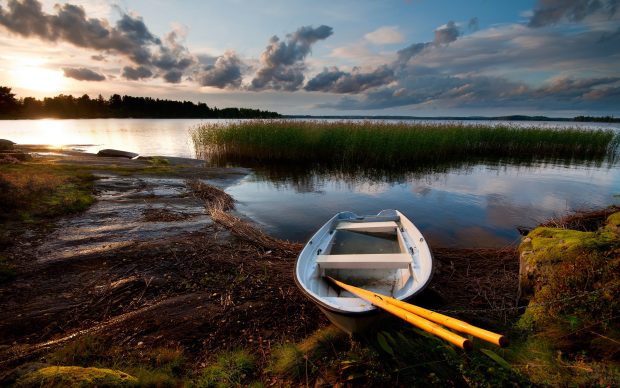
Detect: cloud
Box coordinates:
(318, 14, 620, 112)
(198, 50, 243, 89)
(122, 65, 153, 80)
(468, 17, 479, 31)
(433, 21, 460, 45)
(0, 1, 158, 63)
(322, 74, 620, 111)
(150, 29, 195, 82)
(364, 26, 405, 44)
(0, 0, 195, 83)
(528, 0, 620, 27)
(62, 67, 105, 81)
(250, 25, 333, 91)
(305, 65, 395, 93)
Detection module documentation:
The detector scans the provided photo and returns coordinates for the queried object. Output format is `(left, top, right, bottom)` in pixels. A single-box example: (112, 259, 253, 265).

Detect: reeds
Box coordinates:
(191, 120, 618, 168)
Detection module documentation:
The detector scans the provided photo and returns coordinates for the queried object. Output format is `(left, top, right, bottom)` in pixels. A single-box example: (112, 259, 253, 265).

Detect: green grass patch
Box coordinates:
(268, 325, 528, 386)
(195, 349, 257, 387)
(0, 162, 96, 223)
(191, 120, 618, 170)
(44, 336, 189, 387)
(16, 366, 137, 387)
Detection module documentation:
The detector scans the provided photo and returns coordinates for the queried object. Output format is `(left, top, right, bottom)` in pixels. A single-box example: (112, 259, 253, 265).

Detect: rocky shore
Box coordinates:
(5, 143, 612, 386)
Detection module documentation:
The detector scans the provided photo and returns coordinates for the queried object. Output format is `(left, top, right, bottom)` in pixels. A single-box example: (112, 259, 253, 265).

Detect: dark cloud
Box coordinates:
(528, 0, 620, 27)
(395, 42, 431, 66)
(163, 70, 183, 83)
(394, 21, 460, 67)
(536, 77, 620, 99)
(321, 74, 620, 111)
(0, 0, 196, 83)
(198, 51, 242, 89)
(433, 21, 459, 45)
(122, 65, 153, 80)
(313, 20, 462, 95)
(0, 1, 159, 63)
(305, 65, 394, 93)
(151, 30, 194, 73)
(468, 17, 479, 31)
(91, 54, 105, 61)
(62, 67, 105, 81)
(250, 25, 333, 91)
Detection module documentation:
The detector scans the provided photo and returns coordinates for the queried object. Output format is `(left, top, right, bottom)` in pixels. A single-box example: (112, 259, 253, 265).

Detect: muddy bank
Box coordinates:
(0, 149, 520, 374)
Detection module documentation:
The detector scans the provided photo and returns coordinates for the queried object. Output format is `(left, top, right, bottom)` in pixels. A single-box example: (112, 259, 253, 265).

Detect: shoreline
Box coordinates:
(3, 144, 616, 385)
(0, 147, 520, 352)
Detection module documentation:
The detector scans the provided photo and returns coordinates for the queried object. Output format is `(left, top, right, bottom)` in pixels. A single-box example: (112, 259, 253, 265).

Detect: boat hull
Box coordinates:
(318, 306, 382, 334)
(295, 210, 434, 334)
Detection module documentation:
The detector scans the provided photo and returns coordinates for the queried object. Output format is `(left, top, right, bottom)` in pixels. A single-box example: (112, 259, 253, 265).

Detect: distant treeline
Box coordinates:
(573, 115, 619, 123)
(0, 87, 280, 119)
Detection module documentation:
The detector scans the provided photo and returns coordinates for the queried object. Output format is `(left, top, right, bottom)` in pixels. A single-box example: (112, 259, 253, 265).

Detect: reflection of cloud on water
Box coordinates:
(334, 181, 392, 196)
(411, 184, 432, 197)
(484, 193, 567, 229)
(419, 164, 619, 208)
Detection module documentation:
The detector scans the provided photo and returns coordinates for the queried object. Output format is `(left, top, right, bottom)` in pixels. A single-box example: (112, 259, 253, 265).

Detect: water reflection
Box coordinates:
(225, 157, 620, 248)
(218, 154, 616, 196)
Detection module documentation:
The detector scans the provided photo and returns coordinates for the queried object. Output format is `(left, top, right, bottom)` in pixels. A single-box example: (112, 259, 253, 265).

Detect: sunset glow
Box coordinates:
(10, 60, 66, 94)
(0, 0, 618, 116)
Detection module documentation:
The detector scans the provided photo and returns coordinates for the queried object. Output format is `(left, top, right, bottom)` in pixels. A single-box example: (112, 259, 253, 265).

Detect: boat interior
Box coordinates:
(310, 217, 418, 307)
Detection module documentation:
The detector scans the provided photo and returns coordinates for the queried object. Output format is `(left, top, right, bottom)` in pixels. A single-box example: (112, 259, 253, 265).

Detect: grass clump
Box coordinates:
(269, 326, 347, 381)
(195, 350, 256, 387)
(47, 335, 108, 367)
(45, 337, 187, 387)
(0, 162, 96, 223)
(192, 120, 618, 169)
(268, 325, 528, 386)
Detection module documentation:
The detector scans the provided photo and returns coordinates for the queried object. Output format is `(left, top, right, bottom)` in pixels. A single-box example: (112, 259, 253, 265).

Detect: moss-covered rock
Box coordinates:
(16, 366, 137, 387)
(515, 211, 620, 385)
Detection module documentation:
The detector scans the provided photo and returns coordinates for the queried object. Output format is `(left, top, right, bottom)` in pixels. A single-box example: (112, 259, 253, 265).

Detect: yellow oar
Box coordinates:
(326, 276, 472, 350)
(330, 278, 508, 347)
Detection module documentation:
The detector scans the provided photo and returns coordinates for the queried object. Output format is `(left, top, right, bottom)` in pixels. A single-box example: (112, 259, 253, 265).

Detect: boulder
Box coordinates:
(0, 139, 15, 151)
(96, 149, 139, 159)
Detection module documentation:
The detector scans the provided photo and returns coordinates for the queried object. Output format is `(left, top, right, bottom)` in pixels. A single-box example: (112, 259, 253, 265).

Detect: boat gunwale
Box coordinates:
(294, 210, 435, 317)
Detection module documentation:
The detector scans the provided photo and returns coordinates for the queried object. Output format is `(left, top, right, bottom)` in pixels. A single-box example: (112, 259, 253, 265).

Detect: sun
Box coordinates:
(9, 60, 66, 94)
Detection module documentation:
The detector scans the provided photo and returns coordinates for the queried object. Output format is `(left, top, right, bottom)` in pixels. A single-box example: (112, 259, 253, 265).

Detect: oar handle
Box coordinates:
(326, 277, 472, 350)
(326, 276, 507, 348)
(351, 284, 508, 347)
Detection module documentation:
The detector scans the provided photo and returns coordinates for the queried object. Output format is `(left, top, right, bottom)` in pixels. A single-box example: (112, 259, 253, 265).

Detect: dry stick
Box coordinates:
(189, 179, 301, 253)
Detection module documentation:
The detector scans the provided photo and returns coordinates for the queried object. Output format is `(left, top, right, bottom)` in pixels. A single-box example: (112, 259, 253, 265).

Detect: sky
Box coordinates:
(0, 0, 619, 116)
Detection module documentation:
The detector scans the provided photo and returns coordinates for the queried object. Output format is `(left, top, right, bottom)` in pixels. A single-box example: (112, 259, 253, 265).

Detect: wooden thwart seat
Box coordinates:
(317, 253, 411, 270)
(336, 221, 398, 233)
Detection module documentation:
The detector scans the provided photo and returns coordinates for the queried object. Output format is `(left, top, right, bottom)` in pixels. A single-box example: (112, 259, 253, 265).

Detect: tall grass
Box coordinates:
(191, 120, 618, 169)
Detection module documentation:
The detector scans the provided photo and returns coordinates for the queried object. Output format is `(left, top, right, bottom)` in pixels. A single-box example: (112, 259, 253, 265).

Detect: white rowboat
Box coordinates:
(294, 210, 434, 333)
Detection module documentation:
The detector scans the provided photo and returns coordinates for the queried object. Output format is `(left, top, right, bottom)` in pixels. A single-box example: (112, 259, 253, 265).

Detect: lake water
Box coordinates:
(2, 118, 619, 248)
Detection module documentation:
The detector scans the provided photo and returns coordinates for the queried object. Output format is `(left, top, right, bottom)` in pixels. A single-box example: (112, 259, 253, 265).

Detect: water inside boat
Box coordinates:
(318, 225, 414, 299)
(327, 229, 401, 255)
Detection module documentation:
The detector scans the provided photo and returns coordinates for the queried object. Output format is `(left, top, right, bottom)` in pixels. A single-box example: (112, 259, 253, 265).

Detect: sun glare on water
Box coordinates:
(31, 119, 78, 147)
(10, 59, 66, 94)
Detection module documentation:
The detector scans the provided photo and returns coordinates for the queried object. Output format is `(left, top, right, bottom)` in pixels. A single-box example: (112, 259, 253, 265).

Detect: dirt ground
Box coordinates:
(0, 150, 520, 371)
